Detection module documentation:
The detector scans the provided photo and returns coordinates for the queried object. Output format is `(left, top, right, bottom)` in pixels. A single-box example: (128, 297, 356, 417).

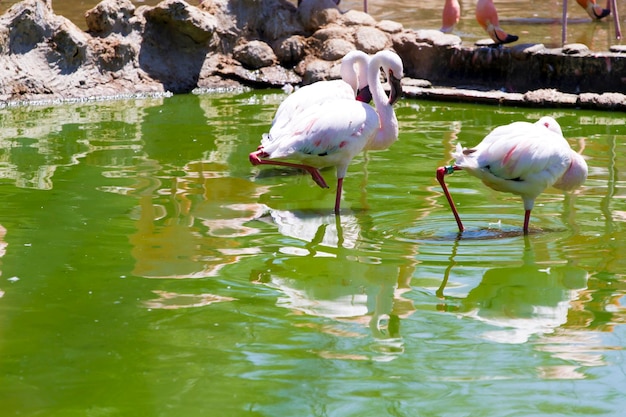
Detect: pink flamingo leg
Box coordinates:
(523, 209, 531, 235)
(334, 177, 344, 214)
(436, 166, 465, 232)
(249, 150, 329, 189)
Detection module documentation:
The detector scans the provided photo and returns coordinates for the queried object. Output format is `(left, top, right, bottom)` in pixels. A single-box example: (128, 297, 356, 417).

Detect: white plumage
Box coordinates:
(437, 116, 588, 233)
(271, 50, 371, 130)
(250, 50, 403, 214)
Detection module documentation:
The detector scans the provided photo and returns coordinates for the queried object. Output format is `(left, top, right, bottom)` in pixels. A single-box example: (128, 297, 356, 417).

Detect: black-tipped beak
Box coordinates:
(387, 70, 402, 105)
(356, 85, 372, 103)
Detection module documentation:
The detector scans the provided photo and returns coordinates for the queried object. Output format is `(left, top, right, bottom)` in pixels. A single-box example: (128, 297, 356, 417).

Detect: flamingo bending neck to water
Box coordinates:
(250, 50, 403, 214)
(436, 116, 588, 234)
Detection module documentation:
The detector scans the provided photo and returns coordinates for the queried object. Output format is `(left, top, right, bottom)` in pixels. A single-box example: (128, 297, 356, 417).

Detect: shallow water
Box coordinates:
(1, 0, 623, 50)
(0, 91, 624, 416)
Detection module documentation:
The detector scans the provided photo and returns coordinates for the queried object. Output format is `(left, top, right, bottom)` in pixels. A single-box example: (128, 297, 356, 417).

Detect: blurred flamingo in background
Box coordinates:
(250, 50, 403, 214)
(436, 116, 588, 234)
(475, 0, 519, 45)
(563, 0, 620, 43)
(441, 0, 461, 33)
(442, 0, 620, 45)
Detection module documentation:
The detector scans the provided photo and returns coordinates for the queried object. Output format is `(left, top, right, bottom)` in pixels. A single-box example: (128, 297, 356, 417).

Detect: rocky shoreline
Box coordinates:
(1, 0, 625, 110)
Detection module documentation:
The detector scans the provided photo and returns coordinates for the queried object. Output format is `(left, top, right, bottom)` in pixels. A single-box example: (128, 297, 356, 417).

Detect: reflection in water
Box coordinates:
(253, 208, 417, 360)
(433, 235, 626, 379)
(129, 159, 267, 279)
(437, 237, 589, 344)
(144, 290, 237, 310)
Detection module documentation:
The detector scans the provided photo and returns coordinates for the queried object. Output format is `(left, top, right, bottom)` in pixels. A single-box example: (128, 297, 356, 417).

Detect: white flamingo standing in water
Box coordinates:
(250, 50, 403, 214)
(436, 116, 588, 234)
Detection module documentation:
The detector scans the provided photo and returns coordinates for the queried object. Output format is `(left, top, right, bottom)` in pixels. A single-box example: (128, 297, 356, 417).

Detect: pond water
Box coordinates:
(0, 91, 624, 416)
(1, 0, 624, 50)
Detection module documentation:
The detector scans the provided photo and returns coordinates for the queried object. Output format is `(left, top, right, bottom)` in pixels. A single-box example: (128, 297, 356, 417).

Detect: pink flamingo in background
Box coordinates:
(440, 0, 461, 33)
(442, 0, 620, 45)
(250, 50, 403, 214)
(436, 116, 588, 234)
(475, 0, 519, 45)
(563, 0, 621, 43)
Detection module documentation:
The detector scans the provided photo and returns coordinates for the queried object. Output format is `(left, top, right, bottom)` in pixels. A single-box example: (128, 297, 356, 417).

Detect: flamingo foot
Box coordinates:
(249, 150, 266, 166)
(309, 169, 329, 189)
(590, 5, 610, 19)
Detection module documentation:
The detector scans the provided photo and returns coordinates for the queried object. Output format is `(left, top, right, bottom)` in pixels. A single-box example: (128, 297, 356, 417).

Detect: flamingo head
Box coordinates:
(387, 69, 403, 105)
(356, 85, 372, 103)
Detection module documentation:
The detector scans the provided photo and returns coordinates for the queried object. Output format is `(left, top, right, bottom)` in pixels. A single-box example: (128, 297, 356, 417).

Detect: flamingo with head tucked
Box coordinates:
(436, 116, 588, 234)
(250, 50, 403, 214)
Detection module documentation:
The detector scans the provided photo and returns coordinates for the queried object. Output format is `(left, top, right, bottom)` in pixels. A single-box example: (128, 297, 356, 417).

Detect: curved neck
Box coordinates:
(340, 52, 369, 94)
(365, 56, 399, 151)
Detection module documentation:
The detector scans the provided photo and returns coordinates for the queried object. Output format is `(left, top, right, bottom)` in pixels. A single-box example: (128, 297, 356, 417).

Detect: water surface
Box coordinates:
(0, 92, 624, 416)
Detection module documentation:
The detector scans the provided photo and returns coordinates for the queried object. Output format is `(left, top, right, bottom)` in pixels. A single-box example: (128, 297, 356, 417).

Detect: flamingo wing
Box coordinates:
(272, 80, 355, 128)
(263, 99, 379, 168)
(455, 123, 573, 197)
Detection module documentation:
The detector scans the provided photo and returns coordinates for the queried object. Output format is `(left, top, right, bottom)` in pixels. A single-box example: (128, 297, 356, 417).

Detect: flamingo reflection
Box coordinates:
(436, 236, 588, 344)
(252, 208, 417, 357)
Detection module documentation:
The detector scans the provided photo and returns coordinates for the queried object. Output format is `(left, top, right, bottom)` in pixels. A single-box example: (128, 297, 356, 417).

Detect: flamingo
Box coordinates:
(272, 50, 371, 130)
(441, 0, 461, 33)
(250, 50, 403, 214)
(475, 0, 518, 45)
(436, 116, 588, 234)
(562, 0, 620, 44)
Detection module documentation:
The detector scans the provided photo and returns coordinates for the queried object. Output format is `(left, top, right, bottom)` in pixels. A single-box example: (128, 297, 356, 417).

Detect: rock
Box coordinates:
(319, 38, 354, 60)
(609, 44, 626, 53)
(299, 58, 334, 84)
(297, 0, 341, 32)
(414, 29, 461, 47)
(376, 20, 403, 34)
(354, 26, 389, 53)
(579, 92, 626, 109)
(234, 40, 277, 69)
(340, 9, 376, 27)
(562, 43, 590, 55)
(85, 0, 136, 36)
(272, 35, 307, 66)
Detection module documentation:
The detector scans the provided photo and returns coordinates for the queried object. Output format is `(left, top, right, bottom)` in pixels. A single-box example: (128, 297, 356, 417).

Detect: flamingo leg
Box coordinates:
(334, 177, 344, 214)
(610, 0, 622, 39)
(523, 209, 531, 235)
(363, 0, 367, 14)
(562, 0, 568, 45)
(249, 151, 329, 188)
(436, 165, 465, 232)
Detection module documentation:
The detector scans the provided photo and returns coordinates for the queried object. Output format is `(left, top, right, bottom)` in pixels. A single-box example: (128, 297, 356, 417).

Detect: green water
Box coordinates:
(0, 92, 624, 416)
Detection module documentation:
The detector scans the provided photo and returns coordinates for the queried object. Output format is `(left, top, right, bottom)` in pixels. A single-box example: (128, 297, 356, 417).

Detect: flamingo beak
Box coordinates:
(356, 85, 372, 103)
(387, 70, 403, 105)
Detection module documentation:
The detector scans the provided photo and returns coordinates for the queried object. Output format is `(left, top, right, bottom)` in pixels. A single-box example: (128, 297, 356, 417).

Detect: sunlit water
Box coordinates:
(0, 91, 624, 416)
(1, 0, 624, 50)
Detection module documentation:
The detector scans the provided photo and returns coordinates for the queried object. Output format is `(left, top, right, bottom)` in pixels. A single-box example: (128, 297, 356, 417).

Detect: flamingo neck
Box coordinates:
(365, 59, 399, 151)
